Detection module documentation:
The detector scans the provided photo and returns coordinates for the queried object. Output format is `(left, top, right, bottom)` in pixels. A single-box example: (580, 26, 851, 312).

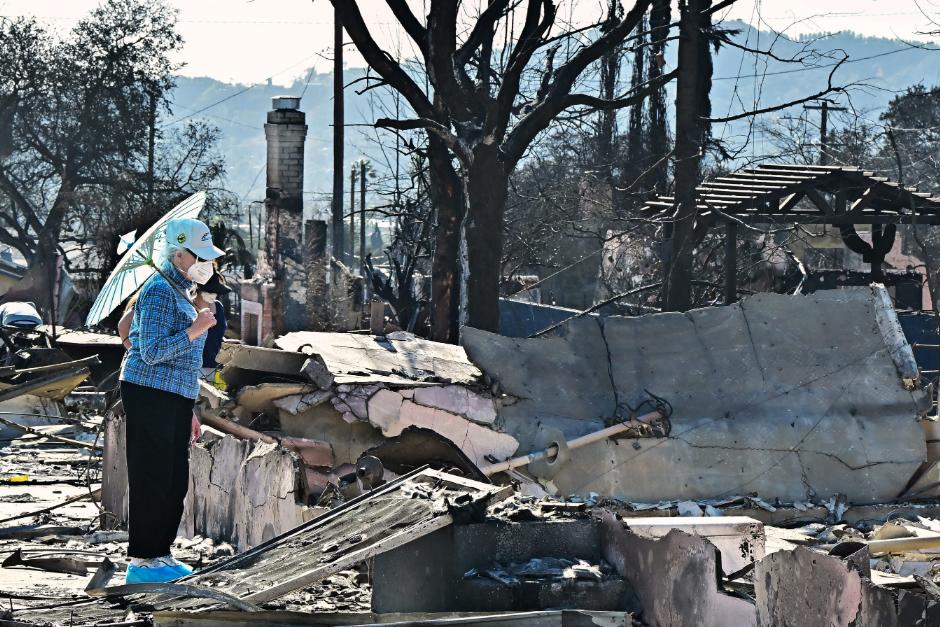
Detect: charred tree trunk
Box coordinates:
(624, 15, 646, 194)
(597, 0, 622, 183)
(664, 0, 711, 312)
(460, 144, 509, 333)
(428, 135, 463, 343)
(647, 0, 672, 196)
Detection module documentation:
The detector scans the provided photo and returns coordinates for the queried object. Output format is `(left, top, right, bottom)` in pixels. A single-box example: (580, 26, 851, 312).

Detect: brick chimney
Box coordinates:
(264, 95, 307, 334)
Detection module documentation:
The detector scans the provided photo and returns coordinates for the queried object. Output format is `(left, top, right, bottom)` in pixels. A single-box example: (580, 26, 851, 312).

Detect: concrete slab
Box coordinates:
(462, 287, 929, 503)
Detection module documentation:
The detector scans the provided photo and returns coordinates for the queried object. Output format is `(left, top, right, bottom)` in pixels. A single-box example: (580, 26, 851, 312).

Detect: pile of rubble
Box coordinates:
(4, 285, 940, 625)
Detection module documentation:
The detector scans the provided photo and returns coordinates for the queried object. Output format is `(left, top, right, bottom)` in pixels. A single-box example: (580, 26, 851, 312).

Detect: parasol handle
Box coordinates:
(141, 253, 196, 306)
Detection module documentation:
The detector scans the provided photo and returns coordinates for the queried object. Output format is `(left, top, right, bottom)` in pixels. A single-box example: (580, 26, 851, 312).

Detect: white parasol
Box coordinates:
(85, 192, 207, 327)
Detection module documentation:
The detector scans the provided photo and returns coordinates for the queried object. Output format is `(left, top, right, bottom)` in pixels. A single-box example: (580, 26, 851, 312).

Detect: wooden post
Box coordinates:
(871, 224, 884, 281)
(370, 298, 384, 336)
(724, 221, 737, 304)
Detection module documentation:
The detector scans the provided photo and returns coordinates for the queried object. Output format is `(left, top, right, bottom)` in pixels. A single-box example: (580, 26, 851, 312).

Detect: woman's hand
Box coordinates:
(191, 413, 201, 443)
(186, 307, 216, 340)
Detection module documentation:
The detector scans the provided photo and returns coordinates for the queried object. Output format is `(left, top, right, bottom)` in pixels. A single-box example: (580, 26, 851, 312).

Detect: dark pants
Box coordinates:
(121, 381, 193, 559)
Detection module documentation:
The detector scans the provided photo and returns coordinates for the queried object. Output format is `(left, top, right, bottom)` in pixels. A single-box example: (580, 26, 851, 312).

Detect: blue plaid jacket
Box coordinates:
(120, 261, 206, 399)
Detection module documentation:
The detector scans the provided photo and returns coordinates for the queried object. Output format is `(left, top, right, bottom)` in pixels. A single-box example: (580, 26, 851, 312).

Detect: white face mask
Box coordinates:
(186, 260, 214, 285)
(199, 292, 217, 304)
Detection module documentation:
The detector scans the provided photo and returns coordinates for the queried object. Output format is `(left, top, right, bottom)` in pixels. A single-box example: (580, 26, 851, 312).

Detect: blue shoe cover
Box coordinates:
(172, 561, 194, 577)
(125, 563, 181, 584)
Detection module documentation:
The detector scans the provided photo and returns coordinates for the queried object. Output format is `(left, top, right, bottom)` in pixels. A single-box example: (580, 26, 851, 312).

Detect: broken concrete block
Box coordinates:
(677, 501, 704, 517)
(413, 385, 498, 425)
(754, 546, 914, 627)
(367, 389, 405, 434)
(466, 391, 498, 425)
(414, 385, 471, 417)
(399, 399, 438, 434)
(279, 436, 334, 469)
(301, 355, 335, 389)
(623, 516, 764, 577)
(365, 390, 518, 467)
(276, 330, 482, 385)
(599, 512, 757, 626)
(272, 390, 332, 415)
(216, 343, 307, 375)
(462, 287, 930, 504)
(344, 395, 368, 420)
(236, 382, 313, 414)
(183, 434, 306, 551)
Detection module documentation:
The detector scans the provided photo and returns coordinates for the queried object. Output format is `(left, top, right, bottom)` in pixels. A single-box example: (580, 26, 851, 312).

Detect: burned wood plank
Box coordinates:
(0, 524, 83, 540)
(6, 354, 102, 377)
(86, 582, 261, 613)
(152, 609, 636, 627)
(0, 366, 90, 403)
(2, 548, 88, 575)
(0, 414, 101, 450)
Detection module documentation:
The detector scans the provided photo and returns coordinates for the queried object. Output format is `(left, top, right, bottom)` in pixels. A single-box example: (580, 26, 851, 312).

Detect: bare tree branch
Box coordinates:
(705, 54, 850, 123)
(375, 117, 472, 164)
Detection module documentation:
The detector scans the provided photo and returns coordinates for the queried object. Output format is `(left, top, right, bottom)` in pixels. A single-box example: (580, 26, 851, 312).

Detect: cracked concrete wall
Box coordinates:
(462, 287, 930, 503)
(182, 431, 307, 551)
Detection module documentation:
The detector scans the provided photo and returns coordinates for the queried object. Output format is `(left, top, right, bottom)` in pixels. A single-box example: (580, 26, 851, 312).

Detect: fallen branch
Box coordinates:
(0, 488, 101, 525)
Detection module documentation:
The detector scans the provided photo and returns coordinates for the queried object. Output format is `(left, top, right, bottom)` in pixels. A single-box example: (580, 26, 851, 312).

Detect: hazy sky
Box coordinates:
(1, 0, 937, 85)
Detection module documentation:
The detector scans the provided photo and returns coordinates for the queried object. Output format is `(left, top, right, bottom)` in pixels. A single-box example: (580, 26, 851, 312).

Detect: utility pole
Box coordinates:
(804, 99, 846, 166)
(332, 6, 345, 261)
(146, 90, 157, 212)
(349, 164, 357, 265)
(359, 160, 367, 274)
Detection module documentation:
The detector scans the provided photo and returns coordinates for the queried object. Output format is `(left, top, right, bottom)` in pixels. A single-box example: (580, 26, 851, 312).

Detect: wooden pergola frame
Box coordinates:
(640, 163, 940, 303)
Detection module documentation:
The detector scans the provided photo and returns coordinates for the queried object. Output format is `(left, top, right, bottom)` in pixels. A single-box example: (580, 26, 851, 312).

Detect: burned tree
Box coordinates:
(664, 0, 713, 311)
(332, 0, 676, 336)
(0, 0, 182, 270)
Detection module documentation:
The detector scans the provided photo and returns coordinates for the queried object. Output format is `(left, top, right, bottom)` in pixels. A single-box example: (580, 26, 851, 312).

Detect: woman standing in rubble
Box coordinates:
(119, 217, 223, 584)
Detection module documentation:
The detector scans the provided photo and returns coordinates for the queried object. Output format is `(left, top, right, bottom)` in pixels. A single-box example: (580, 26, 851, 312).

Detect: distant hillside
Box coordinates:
(167, 21, 940, 206)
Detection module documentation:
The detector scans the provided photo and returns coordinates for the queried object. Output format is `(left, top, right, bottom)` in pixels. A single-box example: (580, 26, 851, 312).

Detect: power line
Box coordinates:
(160, 52, 322, 128)
(713, 46, 930, 82)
